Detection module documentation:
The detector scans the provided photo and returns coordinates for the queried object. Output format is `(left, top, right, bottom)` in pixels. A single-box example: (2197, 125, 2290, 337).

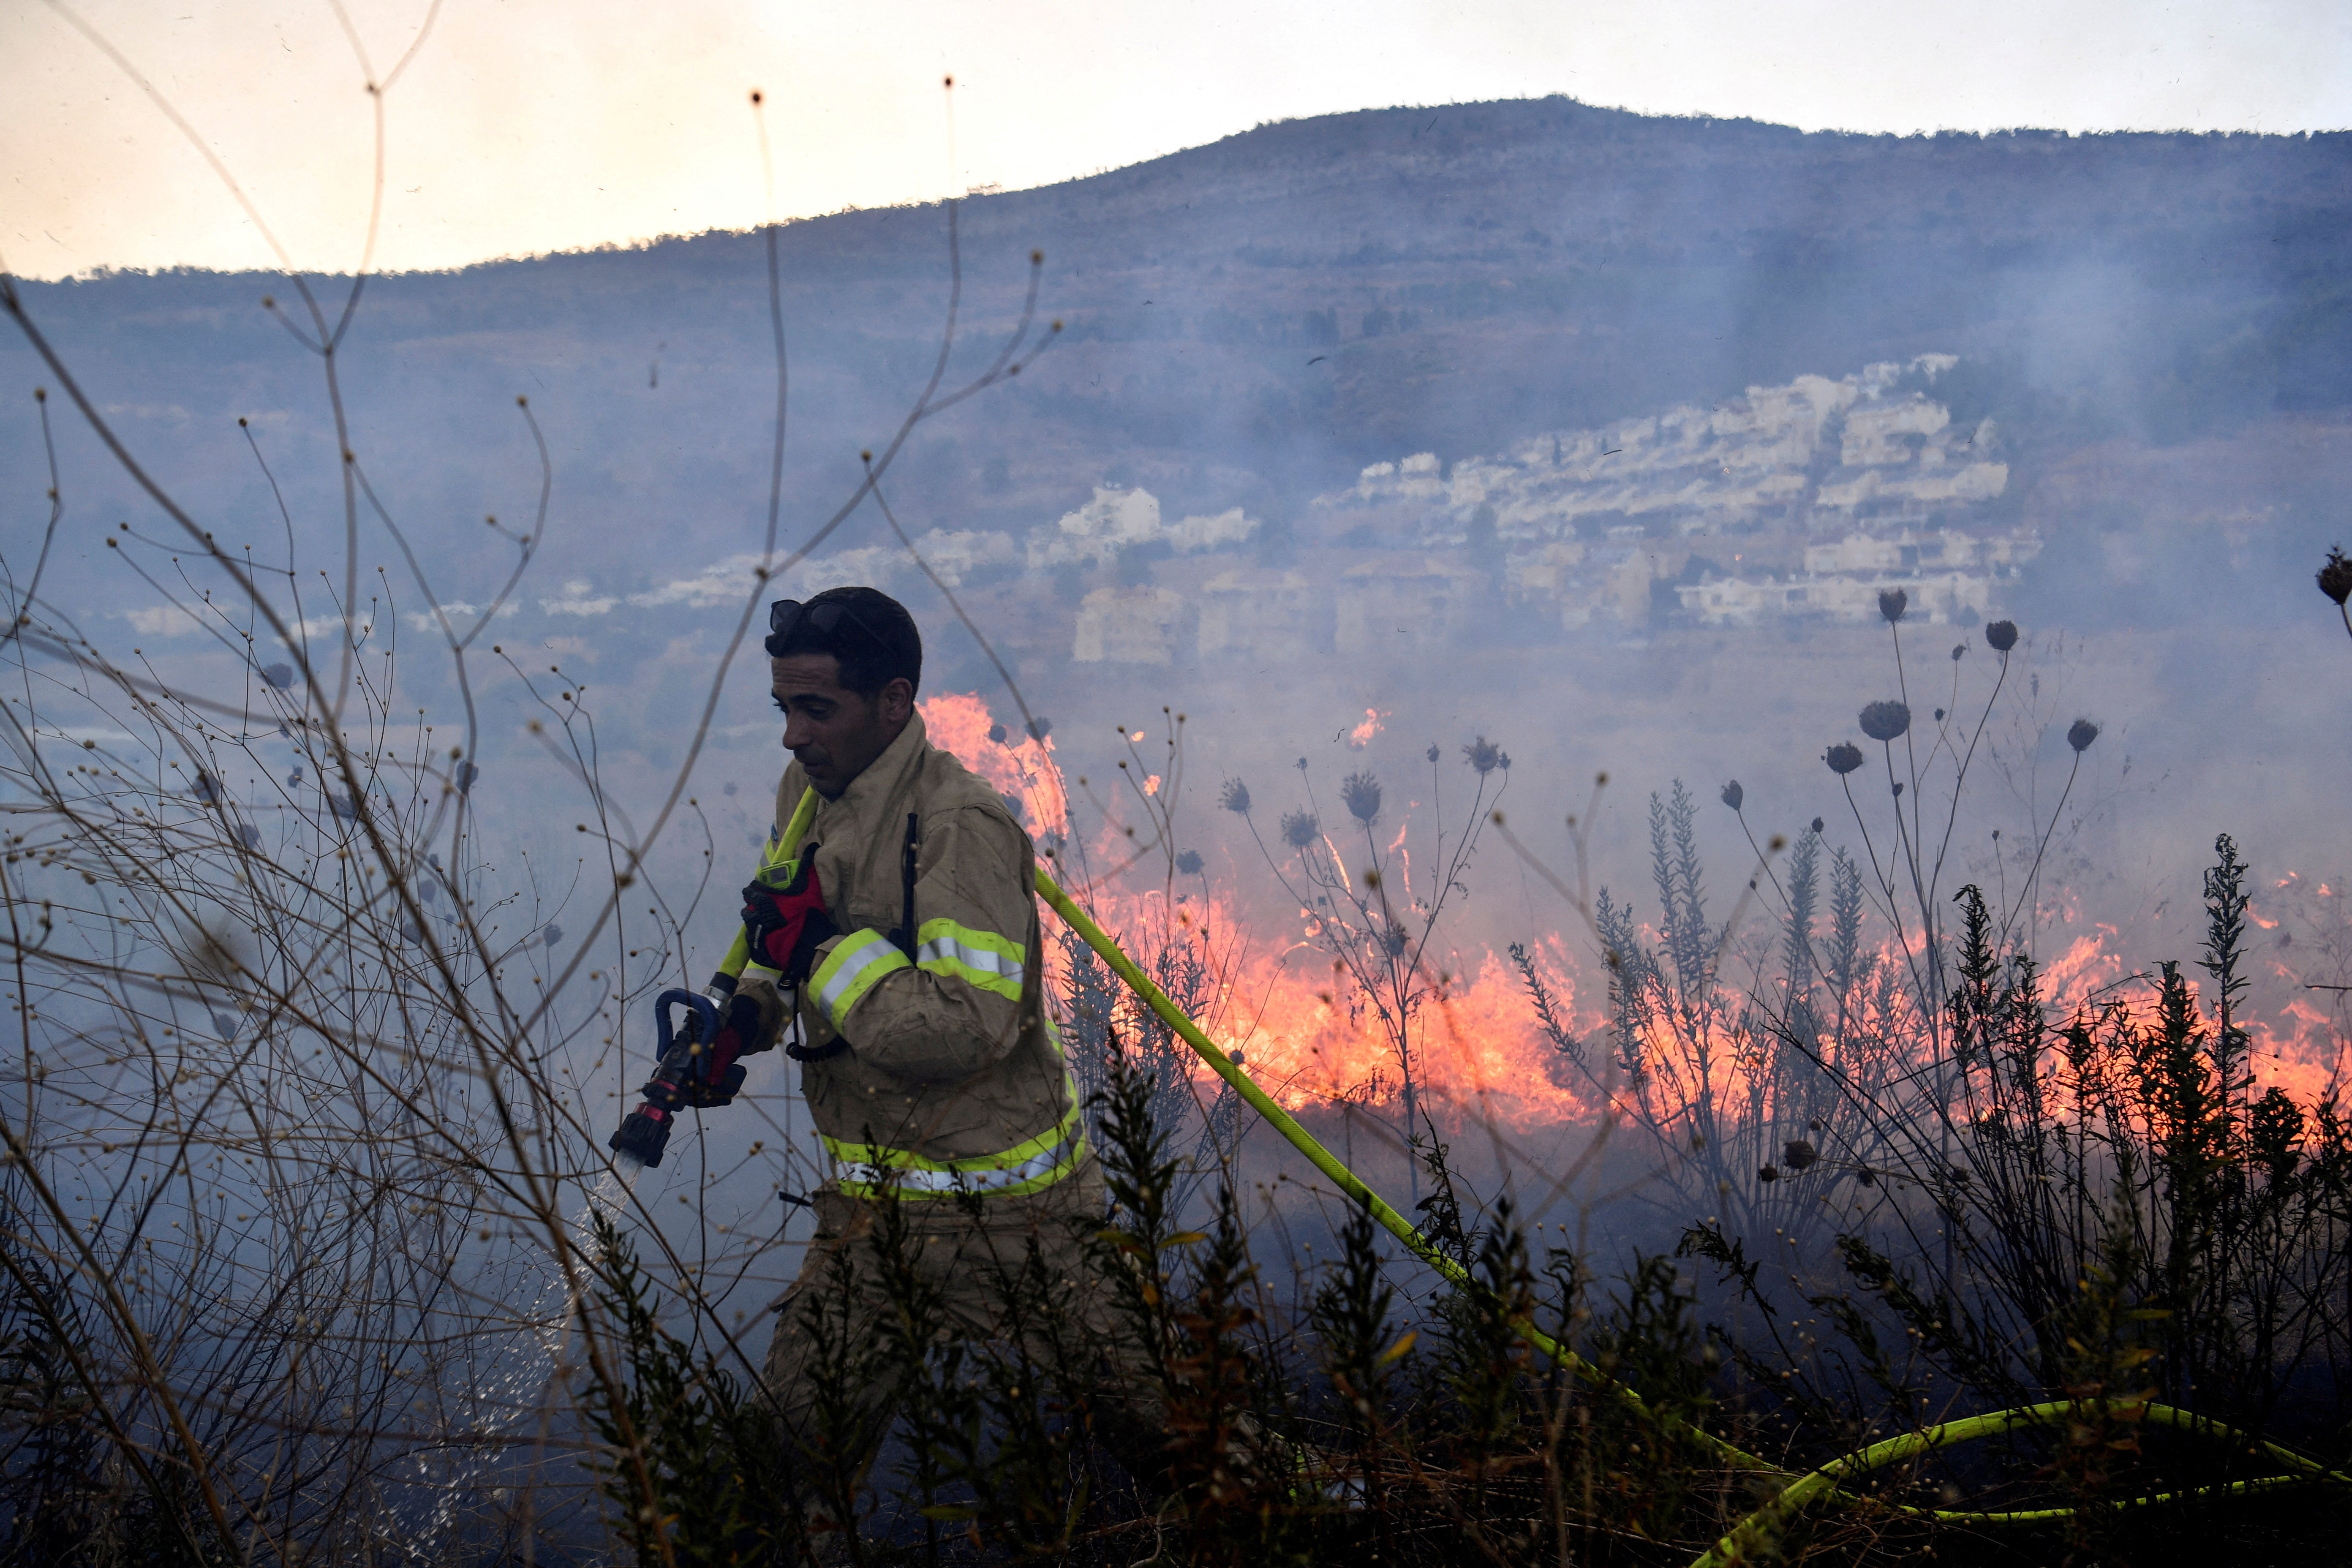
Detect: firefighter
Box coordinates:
(741, 585, 1154, 1510)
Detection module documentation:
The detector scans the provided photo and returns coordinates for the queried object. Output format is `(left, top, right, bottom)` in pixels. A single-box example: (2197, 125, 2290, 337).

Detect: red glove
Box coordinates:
(697, 990, 773, 1087)
(741, 853, 838, 984)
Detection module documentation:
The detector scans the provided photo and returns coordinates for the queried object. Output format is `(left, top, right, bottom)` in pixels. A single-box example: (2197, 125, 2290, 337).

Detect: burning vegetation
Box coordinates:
(5, 147, 2350, 1568)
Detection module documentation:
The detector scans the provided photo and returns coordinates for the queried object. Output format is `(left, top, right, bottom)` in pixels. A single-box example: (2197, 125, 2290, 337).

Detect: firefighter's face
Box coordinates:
(771, 654, 913, 797)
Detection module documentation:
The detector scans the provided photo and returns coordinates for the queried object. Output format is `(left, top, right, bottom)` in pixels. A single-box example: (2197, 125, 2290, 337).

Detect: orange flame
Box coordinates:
(922, 693, 2346, 1131)
(919, 692, 1068, 838)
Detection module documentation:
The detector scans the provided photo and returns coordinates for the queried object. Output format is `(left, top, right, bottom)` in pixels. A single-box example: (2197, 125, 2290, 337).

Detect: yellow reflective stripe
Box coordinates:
(974, 1092, 1084, 1168)
(822, 1070, 1087, 1199)
(821, 1090, 1082, 1174)
(913, 916, 1027, 1001)
(808, 928, 910, 1029)
(833, 1126, 1089, 1200)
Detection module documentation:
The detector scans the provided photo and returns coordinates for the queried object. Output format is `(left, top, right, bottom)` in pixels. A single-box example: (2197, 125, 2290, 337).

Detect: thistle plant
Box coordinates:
(1808, 610, 2103, 1075)
(2318, 545, 2352, 642)
(1053, 713, 1247, 1220)
(1539, 784, 1911, 1260)
(1227, 738, 1508, 1199)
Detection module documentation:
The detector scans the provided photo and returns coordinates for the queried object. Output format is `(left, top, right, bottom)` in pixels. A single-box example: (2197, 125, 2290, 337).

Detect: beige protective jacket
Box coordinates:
(746, 712, 1085, 1202)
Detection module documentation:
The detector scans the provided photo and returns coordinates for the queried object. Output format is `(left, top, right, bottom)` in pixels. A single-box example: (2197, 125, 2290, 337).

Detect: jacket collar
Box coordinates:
(824, 708, 930, 821)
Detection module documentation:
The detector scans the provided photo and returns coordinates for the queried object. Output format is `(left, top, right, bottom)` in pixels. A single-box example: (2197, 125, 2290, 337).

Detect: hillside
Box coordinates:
(5, 97, 2348, 813)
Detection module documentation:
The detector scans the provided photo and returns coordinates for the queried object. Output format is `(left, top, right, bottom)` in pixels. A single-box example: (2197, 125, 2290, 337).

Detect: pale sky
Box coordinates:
(5, 0, 2349, 279)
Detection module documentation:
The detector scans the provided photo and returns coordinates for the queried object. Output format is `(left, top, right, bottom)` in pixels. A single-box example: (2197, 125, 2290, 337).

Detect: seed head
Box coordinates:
(1026, 715, 1052, 740)
(1810, 816, 1824, 833)
(1426, 743, 1440, 764)
(1757, 1165, 1780, 1184)
(1176, 849, 1204, 876)
(1859, 701, 1911, 743)
(1463, 736, 1509, 775)
(1878, 588, 1908, 624)
(1984, 620, 2019, 652)
(1783, 1139, 1818, 1171)
(2067, 718, 2099, 753)
(1951, 643, 1966, 662)
(1280, 809, 1320, 849)
(1824, 743, 1865, 776)
(1341, 770, 1382, 825)
(988, 722, 1007, 745)
(1220, 779, 1251, 815)
(2319, 546, 2352, 606)
(261, 662, 295, 689)
(1720, 780, 1743, 811)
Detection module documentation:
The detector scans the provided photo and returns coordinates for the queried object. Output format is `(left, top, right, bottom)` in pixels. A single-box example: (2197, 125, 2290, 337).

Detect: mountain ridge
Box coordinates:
(48, 95, 2352, 285)
(7, 93, 2349, 664)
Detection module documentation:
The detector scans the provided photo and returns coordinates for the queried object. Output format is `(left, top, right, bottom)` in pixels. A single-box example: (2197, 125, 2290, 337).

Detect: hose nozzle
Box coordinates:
(607, 987, 747, 1170)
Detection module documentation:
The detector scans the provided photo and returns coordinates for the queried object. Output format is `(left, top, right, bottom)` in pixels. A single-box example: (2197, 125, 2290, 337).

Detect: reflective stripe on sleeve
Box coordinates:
(807, 928, 912, 1031)
(913, 916, 1027, 1001)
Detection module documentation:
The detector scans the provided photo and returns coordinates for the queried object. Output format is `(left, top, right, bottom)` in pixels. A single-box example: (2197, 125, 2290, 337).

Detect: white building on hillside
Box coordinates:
(1073, 586, 1191, 664)
(1335, 556, 1490, 656)
(1199, 569, 1331, 661)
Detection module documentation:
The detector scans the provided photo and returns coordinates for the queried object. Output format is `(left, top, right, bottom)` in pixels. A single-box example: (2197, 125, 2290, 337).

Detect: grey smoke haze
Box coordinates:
(7, 97, 2349, 1054)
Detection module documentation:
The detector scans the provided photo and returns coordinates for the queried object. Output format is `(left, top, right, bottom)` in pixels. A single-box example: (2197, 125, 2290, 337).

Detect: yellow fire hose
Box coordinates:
(1033, 868, 2352, 1564)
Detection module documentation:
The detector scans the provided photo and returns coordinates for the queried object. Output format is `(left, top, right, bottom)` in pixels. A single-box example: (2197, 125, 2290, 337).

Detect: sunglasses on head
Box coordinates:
(765, 597, 887, 659)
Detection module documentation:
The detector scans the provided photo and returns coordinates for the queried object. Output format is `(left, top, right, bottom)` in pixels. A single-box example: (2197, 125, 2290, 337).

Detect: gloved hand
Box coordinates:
(637, 981, 780, 1118)
(741, 852, 838, 984)
(685, 999, 751, 1098)
(703, 980, 784, 1078)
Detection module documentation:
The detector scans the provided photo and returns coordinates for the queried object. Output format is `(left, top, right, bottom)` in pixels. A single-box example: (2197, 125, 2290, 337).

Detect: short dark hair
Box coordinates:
(768, 586, 922, 698)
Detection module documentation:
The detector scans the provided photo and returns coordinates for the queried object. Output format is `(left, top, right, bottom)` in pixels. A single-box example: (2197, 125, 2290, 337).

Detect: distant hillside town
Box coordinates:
(683, 356, 2036, 665)
(40, 101, 2349, 687)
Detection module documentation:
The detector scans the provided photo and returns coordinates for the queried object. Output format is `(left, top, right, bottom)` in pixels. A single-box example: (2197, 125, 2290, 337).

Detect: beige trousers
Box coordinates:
(760, 1161, 1165, 1497)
